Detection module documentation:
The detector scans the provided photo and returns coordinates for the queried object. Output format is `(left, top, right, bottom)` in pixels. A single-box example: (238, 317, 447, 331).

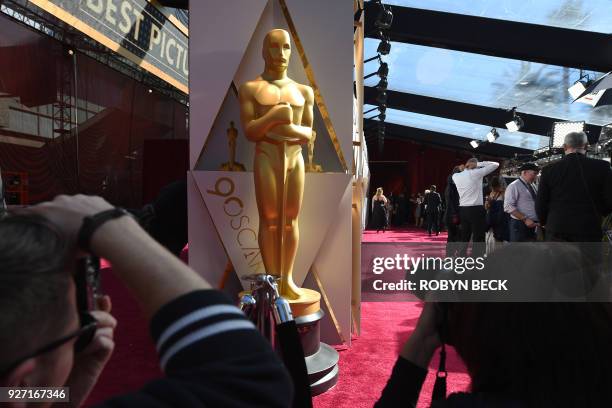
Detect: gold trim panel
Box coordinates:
(278, 0, 349, 172)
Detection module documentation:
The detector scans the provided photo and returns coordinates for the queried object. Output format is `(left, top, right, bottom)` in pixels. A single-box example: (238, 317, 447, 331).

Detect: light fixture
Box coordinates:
(470, 140, 480, 149)
(376, 77, 388, 91)
(375, 6, 393, 30)
(568, 71, 594, 100)
(568, 80, 589, 100)
(377, 62, 388, 78)
(551, 121, 586, 148)
(148, 89, 153, 94)
(376, 91, 387, 105)
(377, 39, 391, 56)
(486, 128, 499, 143)
(68, 49, 74, 56)
(505, 108, 524, 132)
(378, 124, 385, 153)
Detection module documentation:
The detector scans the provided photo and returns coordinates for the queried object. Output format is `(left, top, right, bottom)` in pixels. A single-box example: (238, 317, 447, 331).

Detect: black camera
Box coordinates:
(75, 256, 102, 312)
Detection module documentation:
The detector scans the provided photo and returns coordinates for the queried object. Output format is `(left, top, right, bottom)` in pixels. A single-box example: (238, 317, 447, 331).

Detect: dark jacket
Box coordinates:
(376, 358, 526, 408)
(536, 153, 612, 239)
(426, 191, 442, 213)
(444, 175, 460, 223)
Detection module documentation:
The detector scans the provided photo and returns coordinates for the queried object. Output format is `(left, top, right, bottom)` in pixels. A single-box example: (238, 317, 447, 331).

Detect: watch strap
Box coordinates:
(77, 208, 132, 253)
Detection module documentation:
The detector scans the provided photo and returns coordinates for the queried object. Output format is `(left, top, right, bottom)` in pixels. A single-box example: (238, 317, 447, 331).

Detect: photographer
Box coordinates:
(0, 195, 292, 407)
(376, 244, 612, 407)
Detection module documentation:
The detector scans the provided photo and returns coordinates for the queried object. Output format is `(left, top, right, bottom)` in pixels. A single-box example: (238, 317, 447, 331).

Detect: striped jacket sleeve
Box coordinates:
(97, 290, 293, 408)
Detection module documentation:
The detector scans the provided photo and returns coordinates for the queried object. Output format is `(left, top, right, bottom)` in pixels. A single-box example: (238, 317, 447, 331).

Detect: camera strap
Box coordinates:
(431, 344, 447, 405)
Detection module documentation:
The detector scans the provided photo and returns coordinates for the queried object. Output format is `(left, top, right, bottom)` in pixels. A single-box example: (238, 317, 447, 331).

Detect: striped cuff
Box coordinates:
(150, 290, 256, 372)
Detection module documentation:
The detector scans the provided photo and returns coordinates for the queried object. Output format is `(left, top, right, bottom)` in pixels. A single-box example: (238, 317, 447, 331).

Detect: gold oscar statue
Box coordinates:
(238, 29, 319, 313)
(220, 121, 246, 171)
(305, 130, 323, 173)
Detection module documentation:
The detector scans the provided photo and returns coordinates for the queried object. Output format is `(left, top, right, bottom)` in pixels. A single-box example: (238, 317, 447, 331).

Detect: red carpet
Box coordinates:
(313, 303, 470, 408)
(86, 228, 470, 407)
(363, 226, 448, 243)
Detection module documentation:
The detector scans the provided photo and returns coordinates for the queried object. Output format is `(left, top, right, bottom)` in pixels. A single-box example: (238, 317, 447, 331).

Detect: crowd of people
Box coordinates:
(0, 132, 610, 407)
(370, 187, 446, 235)
(372, 131, 612, 257)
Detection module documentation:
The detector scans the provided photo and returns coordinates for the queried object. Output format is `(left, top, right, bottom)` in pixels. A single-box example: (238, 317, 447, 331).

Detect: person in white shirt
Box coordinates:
(452, 158, 499, 257)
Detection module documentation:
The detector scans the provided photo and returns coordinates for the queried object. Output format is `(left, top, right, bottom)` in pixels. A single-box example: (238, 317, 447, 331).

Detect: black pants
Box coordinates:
(426, 210, 439, 235)
(446, 222, 461, 257)
(459, 206, 486, 258)
(509, 218, 536, 242)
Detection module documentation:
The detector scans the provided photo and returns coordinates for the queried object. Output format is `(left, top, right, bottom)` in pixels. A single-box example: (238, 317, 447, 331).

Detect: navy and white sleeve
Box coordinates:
(97, 290, 294, 408)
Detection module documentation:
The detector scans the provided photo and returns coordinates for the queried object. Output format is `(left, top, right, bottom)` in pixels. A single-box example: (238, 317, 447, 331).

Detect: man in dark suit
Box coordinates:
(444, 166, 462, 252)
(536, 131, 612, 242)
(425, 185, 442, 236)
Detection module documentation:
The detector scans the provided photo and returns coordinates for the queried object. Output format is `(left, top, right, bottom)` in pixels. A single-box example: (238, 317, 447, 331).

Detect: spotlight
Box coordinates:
(376, 77, 388, 91)
(377, 39, 391, 56)
(568, 76, 594, 100)
(376, 91, 387, 105)
(377, 62, 388, 78)
(148, 89, 153, 94)
(375, 6, 393, 30)
(505, 108, 524, 132)
(551, 121, 585, 148)
(378, 127, 385, 153)
(486, 128, 499, 143)
(568, 80, 589, 100)
(470, 140, 480, 149)
(68, 49, 74, 56)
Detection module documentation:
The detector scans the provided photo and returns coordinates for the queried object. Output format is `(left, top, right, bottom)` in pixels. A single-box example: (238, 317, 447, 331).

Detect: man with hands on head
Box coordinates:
(0, 194, 292, 407)
(452, 158, 499, 257)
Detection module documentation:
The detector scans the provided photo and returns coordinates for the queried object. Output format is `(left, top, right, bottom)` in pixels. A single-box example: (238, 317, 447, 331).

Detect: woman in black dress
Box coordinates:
(372, 187, 388, 233)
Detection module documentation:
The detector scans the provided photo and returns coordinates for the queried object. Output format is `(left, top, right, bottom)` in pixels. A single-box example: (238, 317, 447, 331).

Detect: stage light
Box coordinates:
(68, 49, 74, 56)
(377, 39, 391, 56)
(376, 77, 388, 91)
(470, 140, 480, 149)
(148, 89, 153, 94)
(375, 6, 393, 30)
(377, 62, 388, 78)
(551, 121, 586, 148)
(568, 80, 588, 100)
(486, 128, 499, 143)
(505, 108, 524, 132)
(376, 91, 387, 105)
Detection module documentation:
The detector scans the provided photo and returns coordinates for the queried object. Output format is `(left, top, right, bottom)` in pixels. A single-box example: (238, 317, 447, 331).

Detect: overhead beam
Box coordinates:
(364, 87, 603, 142)
(364, 3, 612, 73)
(364, 119, 532, 158)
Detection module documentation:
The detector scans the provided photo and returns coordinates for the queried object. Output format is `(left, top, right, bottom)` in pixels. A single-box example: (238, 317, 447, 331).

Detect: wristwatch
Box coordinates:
(77, 208, 133, 254)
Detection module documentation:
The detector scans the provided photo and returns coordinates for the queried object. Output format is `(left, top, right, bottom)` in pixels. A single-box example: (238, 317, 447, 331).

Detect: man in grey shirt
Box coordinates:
(504, 162, 539, 241)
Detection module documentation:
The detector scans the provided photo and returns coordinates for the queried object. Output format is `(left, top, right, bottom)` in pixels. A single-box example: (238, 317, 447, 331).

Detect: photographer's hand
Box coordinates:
(28, 194, 113, 249)
(29, 194, 211, 319)
(400, 302, 441, 368)
(62, 295, 116, 407)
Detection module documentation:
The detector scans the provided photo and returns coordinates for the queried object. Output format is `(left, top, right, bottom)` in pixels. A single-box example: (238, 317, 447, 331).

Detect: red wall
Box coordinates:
(368, 138, 472, 197)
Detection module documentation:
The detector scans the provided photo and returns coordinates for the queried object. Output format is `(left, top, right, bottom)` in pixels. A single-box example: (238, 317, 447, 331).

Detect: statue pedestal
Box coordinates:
(289, 289, 339, 395)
